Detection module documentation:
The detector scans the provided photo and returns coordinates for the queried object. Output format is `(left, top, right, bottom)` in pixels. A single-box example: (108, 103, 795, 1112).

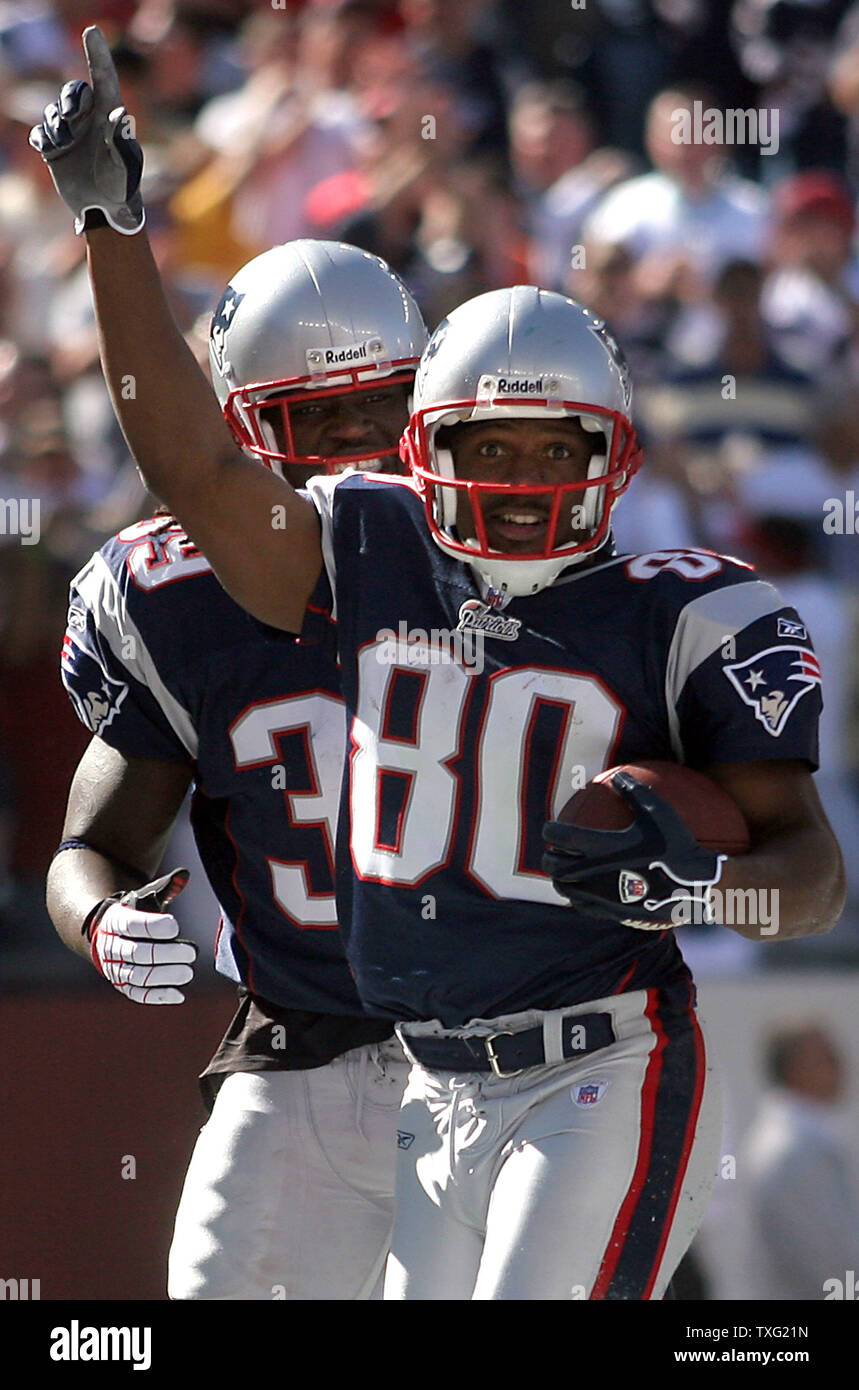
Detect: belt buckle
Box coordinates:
(484, 1031, 521, 1078)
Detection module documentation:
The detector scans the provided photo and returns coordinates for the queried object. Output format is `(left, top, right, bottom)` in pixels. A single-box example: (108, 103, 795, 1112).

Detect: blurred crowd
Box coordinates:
(1, 0, 859, 979)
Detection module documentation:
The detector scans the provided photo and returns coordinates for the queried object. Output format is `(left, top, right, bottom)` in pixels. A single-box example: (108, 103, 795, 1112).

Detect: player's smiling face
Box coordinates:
(262, 381, 411, 485)
(445, 417, 598, 553)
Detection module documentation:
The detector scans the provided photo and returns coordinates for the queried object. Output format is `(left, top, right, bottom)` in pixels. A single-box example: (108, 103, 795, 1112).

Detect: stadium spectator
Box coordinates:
(171, 7, 364, 263)
(397, 0, 508, 155)
(584, 84, 769, 297)
(730, 0, 851, 174)
(566, 239, 673, 385)
(507, 80, 633, 292)
(739, 1022, 859, 1299)
(761, 170, 859, 380)
(402, 154, 527, 323)
(637, 259, 816, 554)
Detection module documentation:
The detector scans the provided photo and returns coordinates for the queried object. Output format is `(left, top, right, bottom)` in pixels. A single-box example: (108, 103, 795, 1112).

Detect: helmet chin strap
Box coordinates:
(434, 446, 459, 529)
(579, 414, 609, 532)
(257, 415, 284, 472)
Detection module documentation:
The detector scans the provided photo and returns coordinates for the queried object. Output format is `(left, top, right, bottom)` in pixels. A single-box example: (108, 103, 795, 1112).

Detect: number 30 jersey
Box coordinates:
(307, 473, 822, 1028)
(60, 517, 361, 1016)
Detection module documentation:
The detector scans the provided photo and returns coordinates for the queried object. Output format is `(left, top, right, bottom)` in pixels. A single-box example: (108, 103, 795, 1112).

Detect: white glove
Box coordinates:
(85, 868, 196, 1004)
(28, 26, 144, 235)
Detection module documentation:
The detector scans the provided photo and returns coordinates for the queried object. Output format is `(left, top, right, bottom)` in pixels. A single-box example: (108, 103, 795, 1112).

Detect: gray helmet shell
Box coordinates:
(405, 286, 641, 596)
(209, 240, 428, 472)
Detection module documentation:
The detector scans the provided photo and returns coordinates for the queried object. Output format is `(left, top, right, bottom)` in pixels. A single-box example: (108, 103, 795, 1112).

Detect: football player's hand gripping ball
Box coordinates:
(542, 771, 725, 930)
(83, 868, 197, 1004)
(28, 26, 143, 234)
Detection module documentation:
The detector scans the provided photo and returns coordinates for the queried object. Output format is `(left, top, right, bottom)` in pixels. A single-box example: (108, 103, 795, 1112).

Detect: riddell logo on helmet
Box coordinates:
(477, 374, 562, 399)
(499, 377, 544, 394)
(325, 344, 367, 364)
(307, 340, 376, 370)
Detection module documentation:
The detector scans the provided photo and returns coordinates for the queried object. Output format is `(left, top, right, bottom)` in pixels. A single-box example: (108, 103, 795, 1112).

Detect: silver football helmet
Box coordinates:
(401, 286, 642, 596)
(209, 240, 428, 474)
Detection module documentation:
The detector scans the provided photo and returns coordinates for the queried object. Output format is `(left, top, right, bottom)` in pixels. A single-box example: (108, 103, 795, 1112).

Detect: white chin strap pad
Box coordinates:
(579, 415, 609, 531)
(433, 445, 459, 529)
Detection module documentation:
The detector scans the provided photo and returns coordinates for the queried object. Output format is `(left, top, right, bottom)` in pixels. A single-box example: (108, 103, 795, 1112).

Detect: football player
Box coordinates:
(34, 29, 844, 1300)
(46, 238, 428, 1301)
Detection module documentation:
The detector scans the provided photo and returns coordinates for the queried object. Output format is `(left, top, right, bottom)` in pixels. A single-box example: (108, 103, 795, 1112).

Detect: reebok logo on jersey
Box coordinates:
(572, 1080, 609, 1106)
(777, 617, 807, 640)
(456, 599, 521, 641)
(397, 1131, 415, 1149)
(723, 646, 821, 737)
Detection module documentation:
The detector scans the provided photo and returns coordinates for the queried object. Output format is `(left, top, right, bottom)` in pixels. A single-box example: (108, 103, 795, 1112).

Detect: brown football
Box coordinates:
(557, 760, 750, 856)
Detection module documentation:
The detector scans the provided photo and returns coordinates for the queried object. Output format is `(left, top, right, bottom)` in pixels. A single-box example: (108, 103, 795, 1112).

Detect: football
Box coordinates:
(557, 760, 751, 855)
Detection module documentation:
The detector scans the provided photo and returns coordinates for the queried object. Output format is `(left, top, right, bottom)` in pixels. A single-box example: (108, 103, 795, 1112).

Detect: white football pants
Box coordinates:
(168, 1038, 409, 1300)
(385, 988, 722, 1300)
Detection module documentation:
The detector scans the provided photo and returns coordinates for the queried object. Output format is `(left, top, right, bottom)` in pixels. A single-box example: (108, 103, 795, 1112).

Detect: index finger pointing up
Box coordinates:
(82, 25, 122, 117)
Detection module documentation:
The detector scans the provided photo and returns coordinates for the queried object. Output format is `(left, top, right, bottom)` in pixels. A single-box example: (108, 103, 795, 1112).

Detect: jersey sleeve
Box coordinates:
(302, 474, 341, 620)
(61, 551, 195, 765)
(665, 576, 821, 769)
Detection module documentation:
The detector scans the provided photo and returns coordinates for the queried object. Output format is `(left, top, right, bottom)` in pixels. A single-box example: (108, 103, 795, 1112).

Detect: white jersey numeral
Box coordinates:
(121, 520, 213, 590)
(351, 645, 623, 902)
(470, 668, 623, 901)
(351, 645, 471, 885)
(625, 550, 725, 582)
(230, 693, 346, 928)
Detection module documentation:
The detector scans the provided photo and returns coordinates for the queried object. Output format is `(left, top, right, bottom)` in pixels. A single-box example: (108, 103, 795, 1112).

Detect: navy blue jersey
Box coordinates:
(61, 517, 362, 1015)
(308, 474, 822, 1027)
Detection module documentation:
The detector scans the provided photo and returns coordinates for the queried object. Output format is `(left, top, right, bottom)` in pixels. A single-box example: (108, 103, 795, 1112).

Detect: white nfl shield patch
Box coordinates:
(619, 870, 648, 904)
(572, 1080, 610, 1106)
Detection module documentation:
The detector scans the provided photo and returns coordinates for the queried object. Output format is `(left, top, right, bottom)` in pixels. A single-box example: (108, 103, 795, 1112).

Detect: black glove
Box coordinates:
(542, 771, 725, 930)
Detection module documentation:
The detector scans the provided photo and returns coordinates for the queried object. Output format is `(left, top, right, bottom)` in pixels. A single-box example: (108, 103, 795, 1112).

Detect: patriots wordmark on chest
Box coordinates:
(456, 599, 521, 640)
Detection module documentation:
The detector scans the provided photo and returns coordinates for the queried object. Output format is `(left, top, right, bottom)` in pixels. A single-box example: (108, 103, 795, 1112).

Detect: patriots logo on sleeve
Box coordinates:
(723, 645, 822, 737)
(61, 633, 129, 735)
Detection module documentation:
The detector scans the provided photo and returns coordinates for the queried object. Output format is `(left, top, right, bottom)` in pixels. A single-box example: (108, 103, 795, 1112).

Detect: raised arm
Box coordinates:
(30, 26, 320, 631)
(85, 225, 321, 631)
